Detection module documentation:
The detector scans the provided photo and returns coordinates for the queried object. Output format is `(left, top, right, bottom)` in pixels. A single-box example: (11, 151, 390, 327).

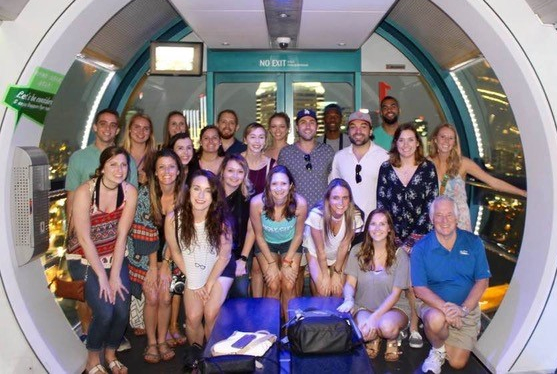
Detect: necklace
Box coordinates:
(101, 177, 118, 190)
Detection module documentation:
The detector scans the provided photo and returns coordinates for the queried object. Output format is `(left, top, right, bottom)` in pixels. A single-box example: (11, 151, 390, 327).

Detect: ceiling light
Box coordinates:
(337, 42, 346, 46)
(221, 42, 230, 46)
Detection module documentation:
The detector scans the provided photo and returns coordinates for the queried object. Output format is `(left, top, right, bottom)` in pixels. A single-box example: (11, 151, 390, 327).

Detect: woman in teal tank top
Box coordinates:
(250, 165, 308, 318)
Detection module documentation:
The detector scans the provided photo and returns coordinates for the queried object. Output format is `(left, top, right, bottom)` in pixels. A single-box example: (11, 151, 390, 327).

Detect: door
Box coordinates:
(214, 73, 355, 142)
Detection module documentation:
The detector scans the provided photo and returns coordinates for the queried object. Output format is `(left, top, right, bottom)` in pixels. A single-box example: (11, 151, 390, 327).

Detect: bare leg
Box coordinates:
(250, 257, 264, 297)
(183, 289, 205, 346)
(257, 253, 281, 299)
(203, 277, 234, 339)
(281, 254, 302, 319)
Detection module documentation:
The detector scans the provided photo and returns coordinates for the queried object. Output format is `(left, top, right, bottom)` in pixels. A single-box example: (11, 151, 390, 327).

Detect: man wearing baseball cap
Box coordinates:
(316, 103, 350, 152)
(330, 110, 388, 220)
(278, 108, 335, 209)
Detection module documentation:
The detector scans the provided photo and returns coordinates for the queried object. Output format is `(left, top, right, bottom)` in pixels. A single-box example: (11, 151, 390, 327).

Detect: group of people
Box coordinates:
(64, 97, 526, 374)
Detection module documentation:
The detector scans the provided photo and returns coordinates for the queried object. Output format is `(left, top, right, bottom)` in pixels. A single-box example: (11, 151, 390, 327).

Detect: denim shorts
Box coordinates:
(254, 240, 302, 255)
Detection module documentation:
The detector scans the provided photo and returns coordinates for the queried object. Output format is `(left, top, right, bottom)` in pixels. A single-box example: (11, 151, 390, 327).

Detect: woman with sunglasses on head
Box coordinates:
(218, 154, 255, 298)
(304, 178, 363, 297)
(377, 122, 438, 349)
(337, 208, 410, 362)
(250, 165, 307, 318)
(429, 123, 526, 231)
(127, 149, 184, 364)
(165, 169, 235, 349)
(67, 146, 137, 374)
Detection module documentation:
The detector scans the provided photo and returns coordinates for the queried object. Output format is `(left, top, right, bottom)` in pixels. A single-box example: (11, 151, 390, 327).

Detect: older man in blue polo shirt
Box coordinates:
(411, 196, 490, 374)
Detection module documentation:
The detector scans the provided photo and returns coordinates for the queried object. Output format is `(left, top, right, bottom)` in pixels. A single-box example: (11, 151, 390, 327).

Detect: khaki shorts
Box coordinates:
(417, 301, 481, 351)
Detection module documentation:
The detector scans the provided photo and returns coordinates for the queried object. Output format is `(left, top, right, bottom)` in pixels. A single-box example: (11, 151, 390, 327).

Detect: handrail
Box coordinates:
(465, 178, 526, 200)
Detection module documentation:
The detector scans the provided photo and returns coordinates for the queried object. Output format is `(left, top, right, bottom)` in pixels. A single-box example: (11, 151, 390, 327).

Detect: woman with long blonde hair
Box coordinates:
(121, 113, 157, 185)
(304, 178, 363, 297)
(429, 123, 526, 231)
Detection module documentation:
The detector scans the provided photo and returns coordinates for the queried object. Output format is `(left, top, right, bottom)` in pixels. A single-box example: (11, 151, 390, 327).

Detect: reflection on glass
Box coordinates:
(41, 60, 111, 184)
(292, 81, 353, 142)
(216, 82, 277, 136)
(360, 74, 444, 134)
(125, 75, 207, 146)
(453, 58, 526, 321)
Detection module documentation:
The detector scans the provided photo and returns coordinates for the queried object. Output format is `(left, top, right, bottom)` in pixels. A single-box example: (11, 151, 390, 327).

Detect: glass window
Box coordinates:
(361, 73, 444, 140)
(40, 60, 112, 186)
(124, 75, 207, 146)
(215, 82, 278, 137)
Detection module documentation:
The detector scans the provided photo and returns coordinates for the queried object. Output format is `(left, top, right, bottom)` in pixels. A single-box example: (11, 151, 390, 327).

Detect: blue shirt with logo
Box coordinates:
(411, 228, 491, 305)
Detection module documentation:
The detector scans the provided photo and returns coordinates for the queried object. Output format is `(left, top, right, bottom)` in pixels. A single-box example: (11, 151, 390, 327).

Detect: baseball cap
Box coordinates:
(296, 109, 317, 123)
(348, 111, 372, 126)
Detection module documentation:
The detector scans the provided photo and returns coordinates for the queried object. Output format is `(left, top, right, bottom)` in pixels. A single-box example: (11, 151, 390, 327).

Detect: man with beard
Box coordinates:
(216, 109, 247, 155)
(375, 96, 400, 151)
(278, 109, 334, 209)
(316, 103, 350, 152)
(330, 111, 388, 220)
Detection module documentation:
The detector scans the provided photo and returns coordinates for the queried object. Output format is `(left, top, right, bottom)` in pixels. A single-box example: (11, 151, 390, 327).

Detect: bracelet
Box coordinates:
(163, 258, 173, 265)
(461, 305, 470, 317)
(268, 260, 276, 265)
(239, 255, 248, 262)
(333, 267, 342, 275)
(282, 258, 293, 265)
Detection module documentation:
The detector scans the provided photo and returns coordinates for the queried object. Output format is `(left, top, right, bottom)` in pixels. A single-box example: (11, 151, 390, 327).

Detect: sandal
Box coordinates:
(158, 342, 176, 361)
(87, 364, 108, 374)
(365, 338, 382, 359)
(169, 330, 187, 346)
(384, 339, 401, 362)
(143, 344, 161, 364)
(133, 327, 146, 336)
(107, 360, 128, 374)
(165, 332, 178, 348)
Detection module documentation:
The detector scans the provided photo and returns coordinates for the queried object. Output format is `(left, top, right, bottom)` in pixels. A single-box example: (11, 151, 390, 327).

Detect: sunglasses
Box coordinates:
(304, 154, 312, 171)
(355, 164, 362, 184)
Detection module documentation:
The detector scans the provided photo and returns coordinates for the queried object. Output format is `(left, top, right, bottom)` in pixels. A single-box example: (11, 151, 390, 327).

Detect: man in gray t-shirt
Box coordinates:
(278, 109, 334, 209)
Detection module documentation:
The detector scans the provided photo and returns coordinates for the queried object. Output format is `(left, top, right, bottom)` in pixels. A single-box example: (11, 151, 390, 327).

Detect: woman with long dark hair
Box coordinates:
(68, 146, 137, 374)
(127, 148, 184, 363)
(165, 170, 235, 347)
(338, 208, 410, 362)
(250, 165, 307, 317)
(377, 122, 438, 349)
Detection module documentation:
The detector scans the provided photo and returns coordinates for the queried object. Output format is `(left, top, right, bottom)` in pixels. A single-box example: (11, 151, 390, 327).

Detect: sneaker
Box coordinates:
(399, 328, 408, 340)
(117, 336, 131, 352)
(422, 348, 446, 374)
(409, 330, 423, 349)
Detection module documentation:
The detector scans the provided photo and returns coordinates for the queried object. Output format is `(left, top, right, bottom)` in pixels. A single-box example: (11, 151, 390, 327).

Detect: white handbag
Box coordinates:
(210, 330, 277, 357)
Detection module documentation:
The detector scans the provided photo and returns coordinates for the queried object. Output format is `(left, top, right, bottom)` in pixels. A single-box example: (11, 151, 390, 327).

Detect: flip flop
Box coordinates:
(87, 364, 108, 374)
(107, 359, 127, 374)
(133, 328, 146, 336)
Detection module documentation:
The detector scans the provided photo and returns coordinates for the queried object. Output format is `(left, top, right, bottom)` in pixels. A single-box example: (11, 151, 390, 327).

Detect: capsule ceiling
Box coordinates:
(72, 0, 557, 71)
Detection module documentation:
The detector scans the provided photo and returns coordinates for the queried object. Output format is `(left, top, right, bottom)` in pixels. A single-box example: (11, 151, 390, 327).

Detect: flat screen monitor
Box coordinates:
(150, 41, 203, 76)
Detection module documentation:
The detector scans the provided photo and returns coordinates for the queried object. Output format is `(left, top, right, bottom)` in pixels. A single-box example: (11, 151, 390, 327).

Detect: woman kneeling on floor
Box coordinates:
(337, 208, 410, 362)
(165, 169, 235, 349)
